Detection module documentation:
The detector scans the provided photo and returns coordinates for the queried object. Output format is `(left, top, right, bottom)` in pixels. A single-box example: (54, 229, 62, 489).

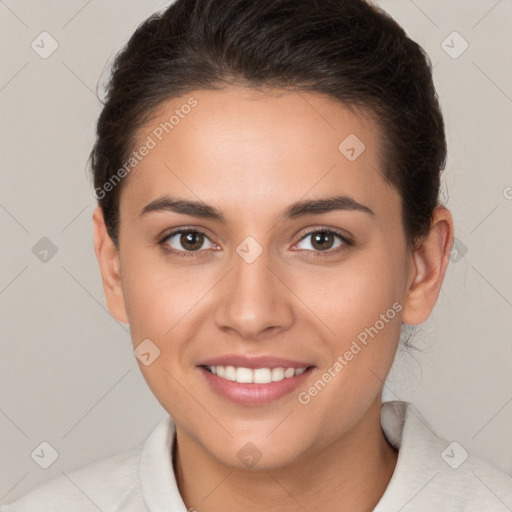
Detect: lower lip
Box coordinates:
(197, 366, 315, 406)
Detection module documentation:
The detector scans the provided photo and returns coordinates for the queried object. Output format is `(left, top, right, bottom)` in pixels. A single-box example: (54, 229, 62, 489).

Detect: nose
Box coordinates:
(213, 248, 295, 340)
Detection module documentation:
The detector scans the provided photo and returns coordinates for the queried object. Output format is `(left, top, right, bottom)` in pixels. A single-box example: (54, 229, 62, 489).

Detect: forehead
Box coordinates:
(121, 87, 398, 222)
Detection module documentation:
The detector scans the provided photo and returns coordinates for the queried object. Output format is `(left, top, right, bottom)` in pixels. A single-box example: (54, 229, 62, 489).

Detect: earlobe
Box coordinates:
(401, 206, 454, 325)
(92, 206, 129, 324)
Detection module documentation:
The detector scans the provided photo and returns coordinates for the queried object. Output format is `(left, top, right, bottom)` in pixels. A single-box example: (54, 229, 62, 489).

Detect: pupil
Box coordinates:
(312, 232, 333, 251)
(182, 232, 203, 251)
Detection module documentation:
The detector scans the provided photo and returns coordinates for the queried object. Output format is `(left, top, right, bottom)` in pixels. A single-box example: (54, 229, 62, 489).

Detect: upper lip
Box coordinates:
(197, 354, 314, 370)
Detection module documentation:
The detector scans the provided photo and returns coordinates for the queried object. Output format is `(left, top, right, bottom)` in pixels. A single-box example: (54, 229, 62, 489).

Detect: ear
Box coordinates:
(401, 206, 454, 325)
(92, 206, 129, 324)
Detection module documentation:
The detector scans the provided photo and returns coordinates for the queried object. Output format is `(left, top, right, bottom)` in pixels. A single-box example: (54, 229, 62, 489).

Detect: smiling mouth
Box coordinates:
(200, 364, 313, 384)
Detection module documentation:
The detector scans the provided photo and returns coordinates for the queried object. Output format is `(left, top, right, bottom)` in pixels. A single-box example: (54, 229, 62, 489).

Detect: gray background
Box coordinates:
(1, 0, 511, 503)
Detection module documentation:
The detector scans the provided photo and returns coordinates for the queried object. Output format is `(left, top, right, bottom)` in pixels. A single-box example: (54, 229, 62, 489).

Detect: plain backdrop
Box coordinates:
(1, 0, 511, 503)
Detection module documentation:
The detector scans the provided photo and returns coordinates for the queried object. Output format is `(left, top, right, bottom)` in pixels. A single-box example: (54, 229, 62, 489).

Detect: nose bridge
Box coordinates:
(213, 242, 294, 338)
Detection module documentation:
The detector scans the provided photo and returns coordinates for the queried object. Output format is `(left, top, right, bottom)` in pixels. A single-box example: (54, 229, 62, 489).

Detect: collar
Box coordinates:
(138, 400, 437, 511)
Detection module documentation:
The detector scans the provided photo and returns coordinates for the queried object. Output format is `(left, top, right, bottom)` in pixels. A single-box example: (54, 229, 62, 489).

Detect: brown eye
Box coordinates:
(180, 231, 204, 251)
(161, 229, 216, 254)
(294, 228, 353, 257)
(310, 231, 336, 251)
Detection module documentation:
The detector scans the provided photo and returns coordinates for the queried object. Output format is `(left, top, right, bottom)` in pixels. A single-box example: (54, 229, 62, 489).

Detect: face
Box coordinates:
(95, 86, 439, 469)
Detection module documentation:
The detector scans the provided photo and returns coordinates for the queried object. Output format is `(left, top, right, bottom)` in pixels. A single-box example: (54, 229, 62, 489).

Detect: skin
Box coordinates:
(93, 86, 453, 511)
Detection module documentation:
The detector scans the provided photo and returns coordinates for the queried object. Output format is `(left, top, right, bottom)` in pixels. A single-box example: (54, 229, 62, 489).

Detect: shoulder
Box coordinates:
(377, 401, 512, 511)
(446, 449, 512, 506)
(416, 447, 512, 511)
(0, 446, 142, 512)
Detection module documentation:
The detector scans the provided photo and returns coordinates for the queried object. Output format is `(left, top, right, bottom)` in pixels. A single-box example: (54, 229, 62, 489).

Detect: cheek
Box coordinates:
(292, 259, 403, 430)
(296, 253, 401, 332)
(120, 253, 206, 413)
(120, 251, 221, 367)
(293, 246, 404, 383)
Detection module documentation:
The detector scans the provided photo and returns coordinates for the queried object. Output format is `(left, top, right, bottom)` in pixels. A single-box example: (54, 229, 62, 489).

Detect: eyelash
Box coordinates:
(158, 227, 353, 259)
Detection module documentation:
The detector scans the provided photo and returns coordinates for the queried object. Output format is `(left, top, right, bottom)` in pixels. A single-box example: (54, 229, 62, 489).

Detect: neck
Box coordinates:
(173, 398, 398, 512)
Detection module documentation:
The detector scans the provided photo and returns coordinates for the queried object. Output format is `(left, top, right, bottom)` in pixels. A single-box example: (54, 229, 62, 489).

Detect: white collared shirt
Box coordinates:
(2, 401, 511, 511)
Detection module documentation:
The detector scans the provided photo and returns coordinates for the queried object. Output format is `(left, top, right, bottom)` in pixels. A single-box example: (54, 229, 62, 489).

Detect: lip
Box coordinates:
(197, 363, 316, 406)
(196, 354, 313, 369)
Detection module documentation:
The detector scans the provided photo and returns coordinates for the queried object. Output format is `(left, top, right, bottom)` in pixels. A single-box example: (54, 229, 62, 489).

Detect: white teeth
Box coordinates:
(225, 366, 236, 381)
(205, 365, 308, 383)
(271, 367, 285, 382)
(236, 367, 253, 383)
(284, 367, 295, 378)
(253, 368, 272, 384)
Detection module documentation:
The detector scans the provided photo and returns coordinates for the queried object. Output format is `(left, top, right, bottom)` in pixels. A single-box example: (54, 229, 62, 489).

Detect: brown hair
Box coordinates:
(89, 0, 446, 250)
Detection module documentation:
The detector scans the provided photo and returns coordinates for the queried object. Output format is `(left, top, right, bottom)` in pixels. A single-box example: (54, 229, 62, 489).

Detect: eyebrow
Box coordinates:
(139, 194, 375, 223)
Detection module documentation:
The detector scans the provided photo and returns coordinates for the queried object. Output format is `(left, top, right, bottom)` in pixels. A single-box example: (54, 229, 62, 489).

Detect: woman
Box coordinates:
(2, 0, 511, 510)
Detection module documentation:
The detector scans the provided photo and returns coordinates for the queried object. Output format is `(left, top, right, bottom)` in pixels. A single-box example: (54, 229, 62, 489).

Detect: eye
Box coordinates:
(159, 229, 218, 256)
(294, 228, 352, 255)
(158, 227, 353, 258)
